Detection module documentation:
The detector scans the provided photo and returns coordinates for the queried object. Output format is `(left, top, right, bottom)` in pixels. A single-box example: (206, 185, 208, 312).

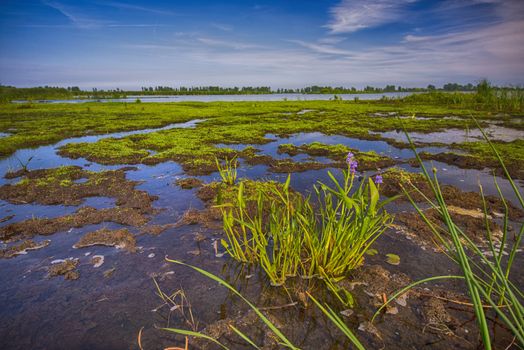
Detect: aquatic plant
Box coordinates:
(218, 163, 393, 306)
(375, 120, 524, 349)
(215, 156, 238, 186)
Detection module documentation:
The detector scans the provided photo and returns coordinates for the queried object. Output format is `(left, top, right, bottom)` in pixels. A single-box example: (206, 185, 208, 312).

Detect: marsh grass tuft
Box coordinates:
(217, 166, 393, 305)
(215, 157, 238, 186)
(374, 119, 524, 349)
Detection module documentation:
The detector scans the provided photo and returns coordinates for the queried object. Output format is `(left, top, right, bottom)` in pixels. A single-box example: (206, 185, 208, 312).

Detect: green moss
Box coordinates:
(16, 178, 30, 186)
(453, 139, 524, 165)
(0, 100, 503, 159)
(203, 179, 286, 206)
(278, 142, 393, 167)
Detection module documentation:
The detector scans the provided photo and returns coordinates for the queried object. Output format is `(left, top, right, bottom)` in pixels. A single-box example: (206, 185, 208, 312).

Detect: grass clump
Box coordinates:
(215, 157, 238, 185)
(218, 164, 393, 306)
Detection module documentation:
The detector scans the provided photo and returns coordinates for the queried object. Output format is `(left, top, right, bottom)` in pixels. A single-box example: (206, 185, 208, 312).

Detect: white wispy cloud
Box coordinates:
(42, 0, 107, 29)
(100, 1, 175, 16)
(41, 1, 172, 29)
(196, 37, 264, 50)
(326, 0, 417, 33)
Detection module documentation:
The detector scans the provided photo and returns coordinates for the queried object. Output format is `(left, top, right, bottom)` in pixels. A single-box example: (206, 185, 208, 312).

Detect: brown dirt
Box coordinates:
(175, 177, 203, 189)
(394, 208, 504, 246)
(342, 265, 412, 305)
(0, 166, 157, 244)
(196, 184, 220, 202)
(175, 208, 222, 229)
(48, 258, 79, 280)
(73, 228, 136, 252)
(139, 224, 175, 236)
(381, 171, 523, 220)
(0, 166, 156, 209)
(416, 152, 524, 181)
(192, 309, 283, 349)
(269, 159, 329, 173)
(0, 206, 150, 243)
(0, 239, 50, 259)
(0, 214, 15, 223)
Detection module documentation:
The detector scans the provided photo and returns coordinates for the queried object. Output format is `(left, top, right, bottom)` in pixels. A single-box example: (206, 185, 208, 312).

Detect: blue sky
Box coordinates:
(1, 0, 523, 89)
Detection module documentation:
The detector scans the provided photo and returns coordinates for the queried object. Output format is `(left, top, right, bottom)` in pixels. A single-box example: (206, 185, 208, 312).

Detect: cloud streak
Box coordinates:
(326, 0, 416, 33)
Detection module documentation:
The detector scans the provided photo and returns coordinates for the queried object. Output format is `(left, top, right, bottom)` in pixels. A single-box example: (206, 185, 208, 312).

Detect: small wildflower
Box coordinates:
(346, 152, 355, 164)
(375, 174, 383, 184)
(349, 160, 358, 174)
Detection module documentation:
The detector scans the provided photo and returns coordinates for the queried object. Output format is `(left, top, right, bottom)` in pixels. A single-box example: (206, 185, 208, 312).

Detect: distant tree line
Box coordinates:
(1, 82, 522, 102)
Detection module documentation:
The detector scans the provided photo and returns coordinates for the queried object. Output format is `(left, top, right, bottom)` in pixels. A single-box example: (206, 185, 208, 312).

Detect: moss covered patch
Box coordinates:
(48, 258, 79, 280)
(0, 166, 156, 209)
(0, 239, 50, 259)
(278, 142, 397, 170)
(0, 206, 150, 243)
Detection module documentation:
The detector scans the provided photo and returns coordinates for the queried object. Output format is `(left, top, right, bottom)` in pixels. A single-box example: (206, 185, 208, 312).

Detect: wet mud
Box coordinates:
(381, 169, 524, 220)
(73, 228, 137, 252)
(0, 166, 155, 209)
(47, 258, 79, 280)
(0, 239, 50, 259)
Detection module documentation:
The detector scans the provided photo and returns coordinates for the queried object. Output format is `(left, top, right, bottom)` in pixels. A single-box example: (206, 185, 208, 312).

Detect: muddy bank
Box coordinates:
(175, 177, 203, 189)
(1, 166, 156, 210)
(415, 152, 524, 181)
(0, 239, 50, 259)
(0, 206, 151, 243)
(48, 258, 79, 280)
(278, 142, 398, 170)
(74, 228, 136, 252)
(393, 208, 505, 248)
(183, 264, 512, 350)
(381, 168, 523, 220)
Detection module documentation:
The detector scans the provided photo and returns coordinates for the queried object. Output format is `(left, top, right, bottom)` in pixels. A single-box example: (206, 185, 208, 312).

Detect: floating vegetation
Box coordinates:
(385, 254, 400, 266)
(73, 228, 137, 252)
(0, 239, 50, 259)
(175, 177, 203, 189)
(48, 258, 79, 280)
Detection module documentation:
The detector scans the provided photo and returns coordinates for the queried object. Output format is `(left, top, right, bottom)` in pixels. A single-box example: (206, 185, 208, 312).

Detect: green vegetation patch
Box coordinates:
(278, 142, 396, 170)
(0, 99, 499, 160)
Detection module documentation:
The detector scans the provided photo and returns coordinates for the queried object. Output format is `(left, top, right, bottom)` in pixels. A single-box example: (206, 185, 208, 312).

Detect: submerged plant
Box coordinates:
(215, 157, 238, 186)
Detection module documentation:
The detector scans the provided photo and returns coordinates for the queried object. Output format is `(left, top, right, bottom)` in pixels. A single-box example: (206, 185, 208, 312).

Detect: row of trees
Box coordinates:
(1, 82, 521, 102)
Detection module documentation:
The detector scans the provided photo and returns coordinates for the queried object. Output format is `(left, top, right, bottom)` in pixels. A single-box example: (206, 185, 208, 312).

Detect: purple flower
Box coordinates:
(346, 152, 355, 164)
(349, 160, 358, 174)
(374, 174, 383, 184)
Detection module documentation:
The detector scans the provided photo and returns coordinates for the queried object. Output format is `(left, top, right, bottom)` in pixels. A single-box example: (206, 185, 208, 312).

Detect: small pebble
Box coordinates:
(340, 309, 353, 317)
(148, 253, 155, 258)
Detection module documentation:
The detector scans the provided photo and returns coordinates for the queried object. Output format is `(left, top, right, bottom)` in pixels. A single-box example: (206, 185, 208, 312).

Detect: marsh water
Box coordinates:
(12, 91, 415, 104)
(0, 117, 523, 349)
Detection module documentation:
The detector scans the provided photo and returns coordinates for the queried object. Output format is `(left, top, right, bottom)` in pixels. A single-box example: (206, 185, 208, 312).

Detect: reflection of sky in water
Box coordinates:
(217, 132, 452, 160)
(12, 91, 416, 104)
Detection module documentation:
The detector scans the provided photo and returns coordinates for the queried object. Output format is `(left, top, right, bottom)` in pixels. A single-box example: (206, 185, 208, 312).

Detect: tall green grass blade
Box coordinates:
(166, 259, 299, 350)
(162, 327, 228, 349)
